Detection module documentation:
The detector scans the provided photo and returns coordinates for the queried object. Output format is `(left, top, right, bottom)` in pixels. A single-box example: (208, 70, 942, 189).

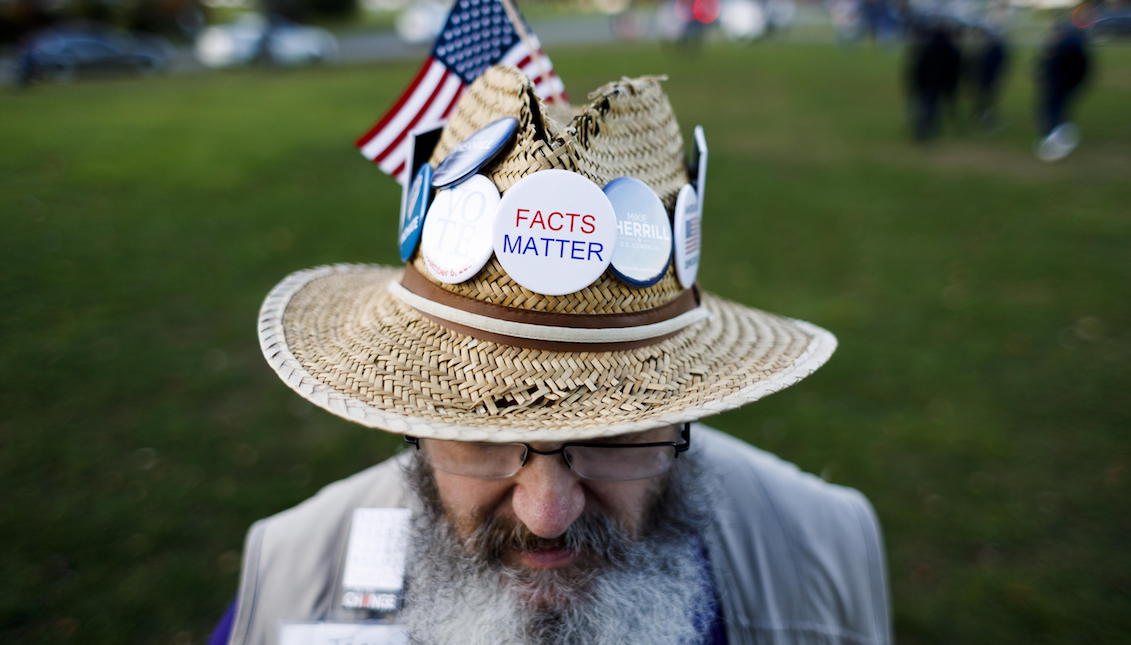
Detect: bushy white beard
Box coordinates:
(398, 454, 715, 645)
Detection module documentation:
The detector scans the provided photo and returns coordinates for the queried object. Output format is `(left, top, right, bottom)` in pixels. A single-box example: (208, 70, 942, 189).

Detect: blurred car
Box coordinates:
(1091, 12, 1131, 39)
(657, 0, 795, 42)
(719, 0, 769, 40)
(395, 0, 448, 45)
(16, 26, 169, 85)
(194, 14, 338, 68)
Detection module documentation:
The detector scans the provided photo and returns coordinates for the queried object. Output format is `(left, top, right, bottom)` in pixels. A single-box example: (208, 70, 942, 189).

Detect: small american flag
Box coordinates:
(356, 0, 567, 184)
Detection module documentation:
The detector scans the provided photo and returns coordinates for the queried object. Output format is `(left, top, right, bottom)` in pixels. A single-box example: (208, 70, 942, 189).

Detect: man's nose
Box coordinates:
(510, 451, 585, 539)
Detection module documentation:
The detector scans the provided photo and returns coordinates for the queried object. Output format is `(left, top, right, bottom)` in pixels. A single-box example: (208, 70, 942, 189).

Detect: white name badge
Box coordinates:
(340, 508, 411, 611)
(692, 125, 708, 204)
(279, 622, 407, 645)
(673, 184, 701, 289)
(493, 169, 618, 296)
(421, 174, 501, 284)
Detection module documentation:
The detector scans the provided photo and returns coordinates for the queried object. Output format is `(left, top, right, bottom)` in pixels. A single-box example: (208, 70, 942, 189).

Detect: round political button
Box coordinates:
(604, 177, 672, 287)
(399, 164, 433, 262)
(493, 169, 618, 296)
(432, 117, 519, 189)
(673, 183, 701, 289)
(421, 174, 501, 284)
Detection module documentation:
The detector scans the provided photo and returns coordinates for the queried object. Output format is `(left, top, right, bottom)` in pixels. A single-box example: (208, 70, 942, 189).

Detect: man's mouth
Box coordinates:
(515, 546, 579, 570)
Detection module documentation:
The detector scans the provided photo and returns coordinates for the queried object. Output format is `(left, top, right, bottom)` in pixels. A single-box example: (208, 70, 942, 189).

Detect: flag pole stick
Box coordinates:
(498, 0, 566, 104)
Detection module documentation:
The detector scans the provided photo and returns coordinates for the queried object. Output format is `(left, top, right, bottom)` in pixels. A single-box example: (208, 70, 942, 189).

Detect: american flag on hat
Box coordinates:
(355, 0, 567, 184)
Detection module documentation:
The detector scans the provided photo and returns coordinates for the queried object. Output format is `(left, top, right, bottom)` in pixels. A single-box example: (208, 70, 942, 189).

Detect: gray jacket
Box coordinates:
(229, 425, 892, 645)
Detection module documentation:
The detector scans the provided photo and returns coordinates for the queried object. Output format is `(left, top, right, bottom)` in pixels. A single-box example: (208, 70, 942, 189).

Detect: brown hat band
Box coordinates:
(392, 264, 707, 351)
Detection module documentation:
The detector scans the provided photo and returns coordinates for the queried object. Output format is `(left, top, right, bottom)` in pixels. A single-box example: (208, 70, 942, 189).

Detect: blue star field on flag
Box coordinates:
(433, 0, 522, 84)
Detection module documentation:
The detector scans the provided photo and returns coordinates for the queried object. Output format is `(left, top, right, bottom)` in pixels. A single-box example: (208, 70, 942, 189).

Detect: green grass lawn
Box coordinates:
(2, 40, 1129, 643)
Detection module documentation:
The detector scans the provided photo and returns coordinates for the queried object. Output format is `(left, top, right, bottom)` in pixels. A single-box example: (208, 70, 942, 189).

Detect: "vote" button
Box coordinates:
(421, 175, 501, 284)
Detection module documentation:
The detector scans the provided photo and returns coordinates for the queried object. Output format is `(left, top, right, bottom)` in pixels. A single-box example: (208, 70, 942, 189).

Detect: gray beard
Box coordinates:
(397, 451, 716, 645)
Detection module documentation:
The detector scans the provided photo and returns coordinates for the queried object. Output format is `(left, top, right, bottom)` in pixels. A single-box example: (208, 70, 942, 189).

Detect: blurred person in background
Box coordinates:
(211, 65, 892, 645)
(860, 0, 900, 42)
(966, 22, 1009, 131)
(665, 0, 721, 46)
(828, 0, 863, 42)
(904, 12, 962, 141)
(1035, 18, 1092, 161)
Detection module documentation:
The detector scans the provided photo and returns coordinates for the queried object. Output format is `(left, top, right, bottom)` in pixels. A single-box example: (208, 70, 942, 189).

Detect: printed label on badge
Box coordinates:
(673, 184, 701, 289)
(604, 177, 672, 287)
(341, 508, 411, 610)
(692, 125, 708, 205)
(280, 622, 408, 645)
(493, 169, 618, 296)
(421, 175, 501, 284)
(342, 590, 400, 612)
(432, 117, 518, 189)
(399, 166, 433, 262)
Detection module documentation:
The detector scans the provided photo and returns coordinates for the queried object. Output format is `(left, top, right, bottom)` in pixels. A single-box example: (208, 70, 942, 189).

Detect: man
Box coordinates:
(218, 66, 891, 644)
(1034, 19, 1091, 162)
(904, 13, 962, 142)
(967, 23, 1010, 131)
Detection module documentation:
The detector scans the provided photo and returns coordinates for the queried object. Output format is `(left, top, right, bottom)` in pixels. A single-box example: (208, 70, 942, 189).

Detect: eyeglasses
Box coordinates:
(405, 423, 691, 482)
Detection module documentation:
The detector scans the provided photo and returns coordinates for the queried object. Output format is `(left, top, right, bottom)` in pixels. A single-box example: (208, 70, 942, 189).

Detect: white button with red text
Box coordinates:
(493, 169, 618, 296)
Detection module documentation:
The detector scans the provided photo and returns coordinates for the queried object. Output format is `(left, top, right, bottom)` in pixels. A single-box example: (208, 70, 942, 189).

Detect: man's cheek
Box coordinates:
(434, 474, 506, 534)
(584, 479, 665, 538)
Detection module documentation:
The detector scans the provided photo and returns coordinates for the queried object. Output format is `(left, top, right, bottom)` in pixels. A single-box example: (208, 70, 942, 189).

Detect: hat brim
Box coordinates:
(259, 264, 836, 442)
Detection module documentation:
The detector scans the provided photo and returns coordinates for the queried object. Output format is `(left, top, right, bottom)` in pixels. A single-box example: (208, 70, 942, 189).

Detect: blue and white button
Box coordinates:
(432, 117, 519, 189)
(399, 164, 433, 262)
(604, 177, 672, 287)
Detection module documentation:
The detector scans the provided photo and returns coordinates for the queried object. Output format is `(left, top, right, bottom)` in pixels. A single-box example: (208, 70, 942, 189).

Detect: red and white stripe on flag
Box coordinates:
(355, 35, 566, 185)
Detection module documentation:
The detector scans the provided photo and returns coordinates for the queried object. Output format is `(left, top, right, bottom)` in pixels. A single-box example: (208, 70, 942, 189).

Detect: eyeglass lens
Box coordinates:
(567, 445, 675, 481)
(424, 441, 523, 480)
(422, 441, 678, 482)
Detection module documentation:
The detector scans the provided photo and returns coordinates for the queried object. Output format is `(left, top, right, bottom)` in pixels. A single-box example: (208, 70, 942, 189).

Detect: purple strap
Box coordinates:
(207, 599, 235, 645)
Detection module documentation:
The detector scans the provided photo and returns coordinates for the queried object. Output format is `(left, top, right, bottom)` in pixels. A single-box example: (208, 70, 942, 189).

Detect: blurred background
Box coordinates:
(2, 0, 1129, 642)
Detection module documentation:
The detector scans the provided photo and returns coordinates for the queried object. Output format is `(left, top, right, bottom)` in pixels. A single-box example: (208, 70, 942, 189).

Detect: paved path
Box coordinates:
(335, 15, 617, 65)
(5, 9, 845, 85)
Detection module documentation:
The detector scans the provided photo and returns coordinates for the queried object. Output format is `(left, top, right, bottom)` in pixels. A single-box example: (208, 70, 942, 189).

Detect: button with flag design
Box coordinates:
(673, 184, 701, 289)
(399, 164, 433, 262)
(432, 117, 519, 189)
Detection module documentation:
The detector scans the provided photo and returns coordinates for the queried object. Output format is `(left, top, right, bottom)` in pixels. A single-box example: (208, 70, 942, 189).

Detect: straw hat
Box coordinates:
(258, 66, 836, 442)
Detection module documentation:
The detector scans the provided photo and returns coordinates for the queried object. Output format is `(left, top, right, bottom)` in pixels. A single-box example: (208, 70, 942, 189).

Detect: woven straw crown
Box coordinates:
(257, 65, 836, 442)
(417, 65, 689, 315)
